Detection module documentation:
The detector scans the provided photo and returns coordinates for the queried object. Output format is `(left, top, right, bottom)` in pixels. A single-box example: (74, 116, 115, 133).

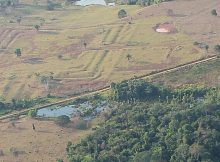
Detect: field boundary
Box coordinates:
(0, 55, 217, 121)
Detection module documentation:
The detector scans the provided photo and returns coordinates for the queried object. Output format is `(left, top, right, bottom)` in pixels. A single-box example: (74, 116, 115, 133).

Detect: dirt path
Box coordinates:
(0, 55, 217, 121)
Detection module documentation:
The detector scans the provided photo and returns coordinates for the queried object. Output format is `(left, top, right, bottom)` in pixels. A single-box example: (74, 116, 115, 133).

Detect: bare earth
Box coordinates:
(0, 117, 90, 162)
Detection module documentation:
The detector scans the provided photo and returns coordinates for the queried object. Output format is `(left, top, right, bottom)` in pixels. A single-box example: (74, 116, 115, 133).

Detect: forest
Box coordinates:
(67, 80, 220, 162)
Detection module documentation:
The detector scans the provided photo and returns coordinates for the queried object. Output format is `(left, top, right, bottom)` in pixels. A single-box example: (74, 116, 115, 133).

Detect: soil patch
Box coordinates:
(153, 22, 178, 33)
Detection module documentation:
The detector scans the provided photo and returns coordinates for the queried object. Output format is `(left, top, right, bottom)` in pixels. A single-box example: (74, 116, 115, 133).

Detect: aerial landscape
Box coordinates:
(0, 0, 220, 161)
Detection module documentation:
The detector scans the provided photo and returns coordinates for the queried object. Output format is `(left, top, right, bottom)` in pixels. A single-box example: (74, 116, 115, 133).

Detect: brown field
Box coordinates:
(0, 116, 94, 162)
(1, 0, 219, 101)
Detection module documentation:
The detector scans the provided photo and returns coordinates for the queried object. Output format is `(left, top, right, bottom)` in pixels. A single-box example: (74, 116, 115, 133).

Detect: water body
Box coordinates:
(37, 101, 108, 120)
(75, 0, 107, 6)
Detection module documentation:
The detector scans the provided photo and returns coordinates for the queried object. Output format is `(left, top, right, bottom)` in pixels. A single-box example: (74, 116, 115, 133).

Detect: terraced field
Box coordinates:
(1, 0, 217, 100)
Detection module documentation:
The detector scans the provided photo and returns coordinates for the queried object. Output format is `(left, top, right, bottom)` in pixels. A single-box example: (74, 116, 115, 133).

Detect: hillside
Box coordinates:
(0, 0, 220, 162)
(1, 0, 219, 100)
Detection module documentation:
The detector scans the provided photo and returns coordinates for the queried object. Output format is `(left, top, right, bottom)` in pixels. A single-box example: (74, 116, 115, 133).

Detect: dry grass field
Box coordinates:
(151, 58, 220, 87)
(0, 0, 219, 101)
(0, 116, 95, 162)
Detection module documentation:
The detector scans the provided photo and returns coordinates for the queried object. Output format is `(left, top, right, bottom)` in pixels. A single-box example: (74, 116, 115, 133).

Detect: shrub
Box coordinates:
(55, 115, 71, 126)
(75, 119, 89, 130)
(214, 45, 220, 57)
(15, 48, 21, 57)
(57, 54, 63, 59)
(28, 109, 37, 118)
(211, 9, 218, 16)
(118, 9, 127, 19)
(47, 1, 55, 10)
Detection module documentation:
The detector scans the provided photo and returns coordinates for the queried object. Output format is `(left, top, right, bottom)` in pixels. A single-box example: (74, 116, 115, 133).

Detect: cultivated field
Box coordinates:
(0, 0, 219, 100)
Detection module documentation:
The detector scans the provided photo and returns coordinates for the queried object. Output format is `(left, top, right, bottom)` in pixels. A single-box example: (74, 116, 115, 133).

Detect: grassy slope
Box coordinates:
(151, 58, 220, 87)
(0, 1, 204, 100)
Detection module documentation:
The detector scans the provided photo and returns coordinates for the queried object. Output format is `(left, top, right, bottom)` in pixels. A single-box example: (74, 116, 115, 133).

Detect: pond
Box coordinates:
(75, 0, 107, 6)
(37, 101, 108, 120)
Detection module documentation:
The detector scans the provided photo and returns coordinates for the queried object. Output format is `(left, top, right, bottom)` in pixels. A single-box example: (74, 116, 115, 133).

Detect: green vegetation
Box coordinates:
(121, 0, 167, 5)
(34, 24, 40, 31)
(15, 48, 21, 57)
(118, 9, 127, 19)
(0, 97, 55, 116)
(55, 115, 71, 126)
(211, 9, 218, 16)
(110, 79, 210, 102)
(67, 80, 220, 162)
(151, 58, 220, 87)
(57, 159, 64, 162)
(214, 45, 220, 57)
(126, 54, 132, 61)
(28, 109, 37, 118)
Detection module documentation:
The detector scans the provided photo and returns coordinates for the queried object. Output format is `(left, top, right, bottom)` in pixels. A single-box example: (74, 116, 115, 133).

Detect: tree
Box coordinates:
(15, 48, 21, 57)
(83, 42, 87, 49)
(34, 24, 40, 31)
(82, 155, 95, 162)
(205, 45, 209, 53)
(28, 109, 37, 118)
(55, 115, 71, 126)
(214, 45, 220, 57)
(47, 0, 55, 10)
(118, 9, 127, 19)
(40, 75, 53, 91)
(0, 102, 5, 110)
(211, 9, 218, 16)
(126, 54, 132, 61)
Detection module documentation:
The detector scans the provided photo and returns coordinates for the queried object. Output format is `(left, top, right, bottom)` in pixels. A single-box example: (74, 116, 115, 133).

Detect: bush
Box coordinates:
(55, 115, 71, 126)
(47, 1, 55, 10)
(75, 119, 89, 130)
(211, 9, 218, 16)
(28, 109, 37, 118)
(118, 9, 127, 19)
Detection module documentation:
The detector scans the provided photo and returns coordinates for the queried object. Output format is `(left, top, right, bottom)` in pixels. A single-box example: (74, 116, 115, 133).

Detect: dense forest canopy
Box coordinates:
(67, 80, 220, 162)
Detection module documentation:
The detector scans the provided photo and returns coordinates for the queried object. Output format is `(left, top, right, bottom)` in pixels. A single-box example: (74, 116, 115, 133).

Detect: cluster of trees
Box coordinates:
(110, 79, 211, 102)
(0, 97, 50, 115)
(124, 0, 171, 6)
(66, 80, 220, 162)
(0, 0, 19, 8)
